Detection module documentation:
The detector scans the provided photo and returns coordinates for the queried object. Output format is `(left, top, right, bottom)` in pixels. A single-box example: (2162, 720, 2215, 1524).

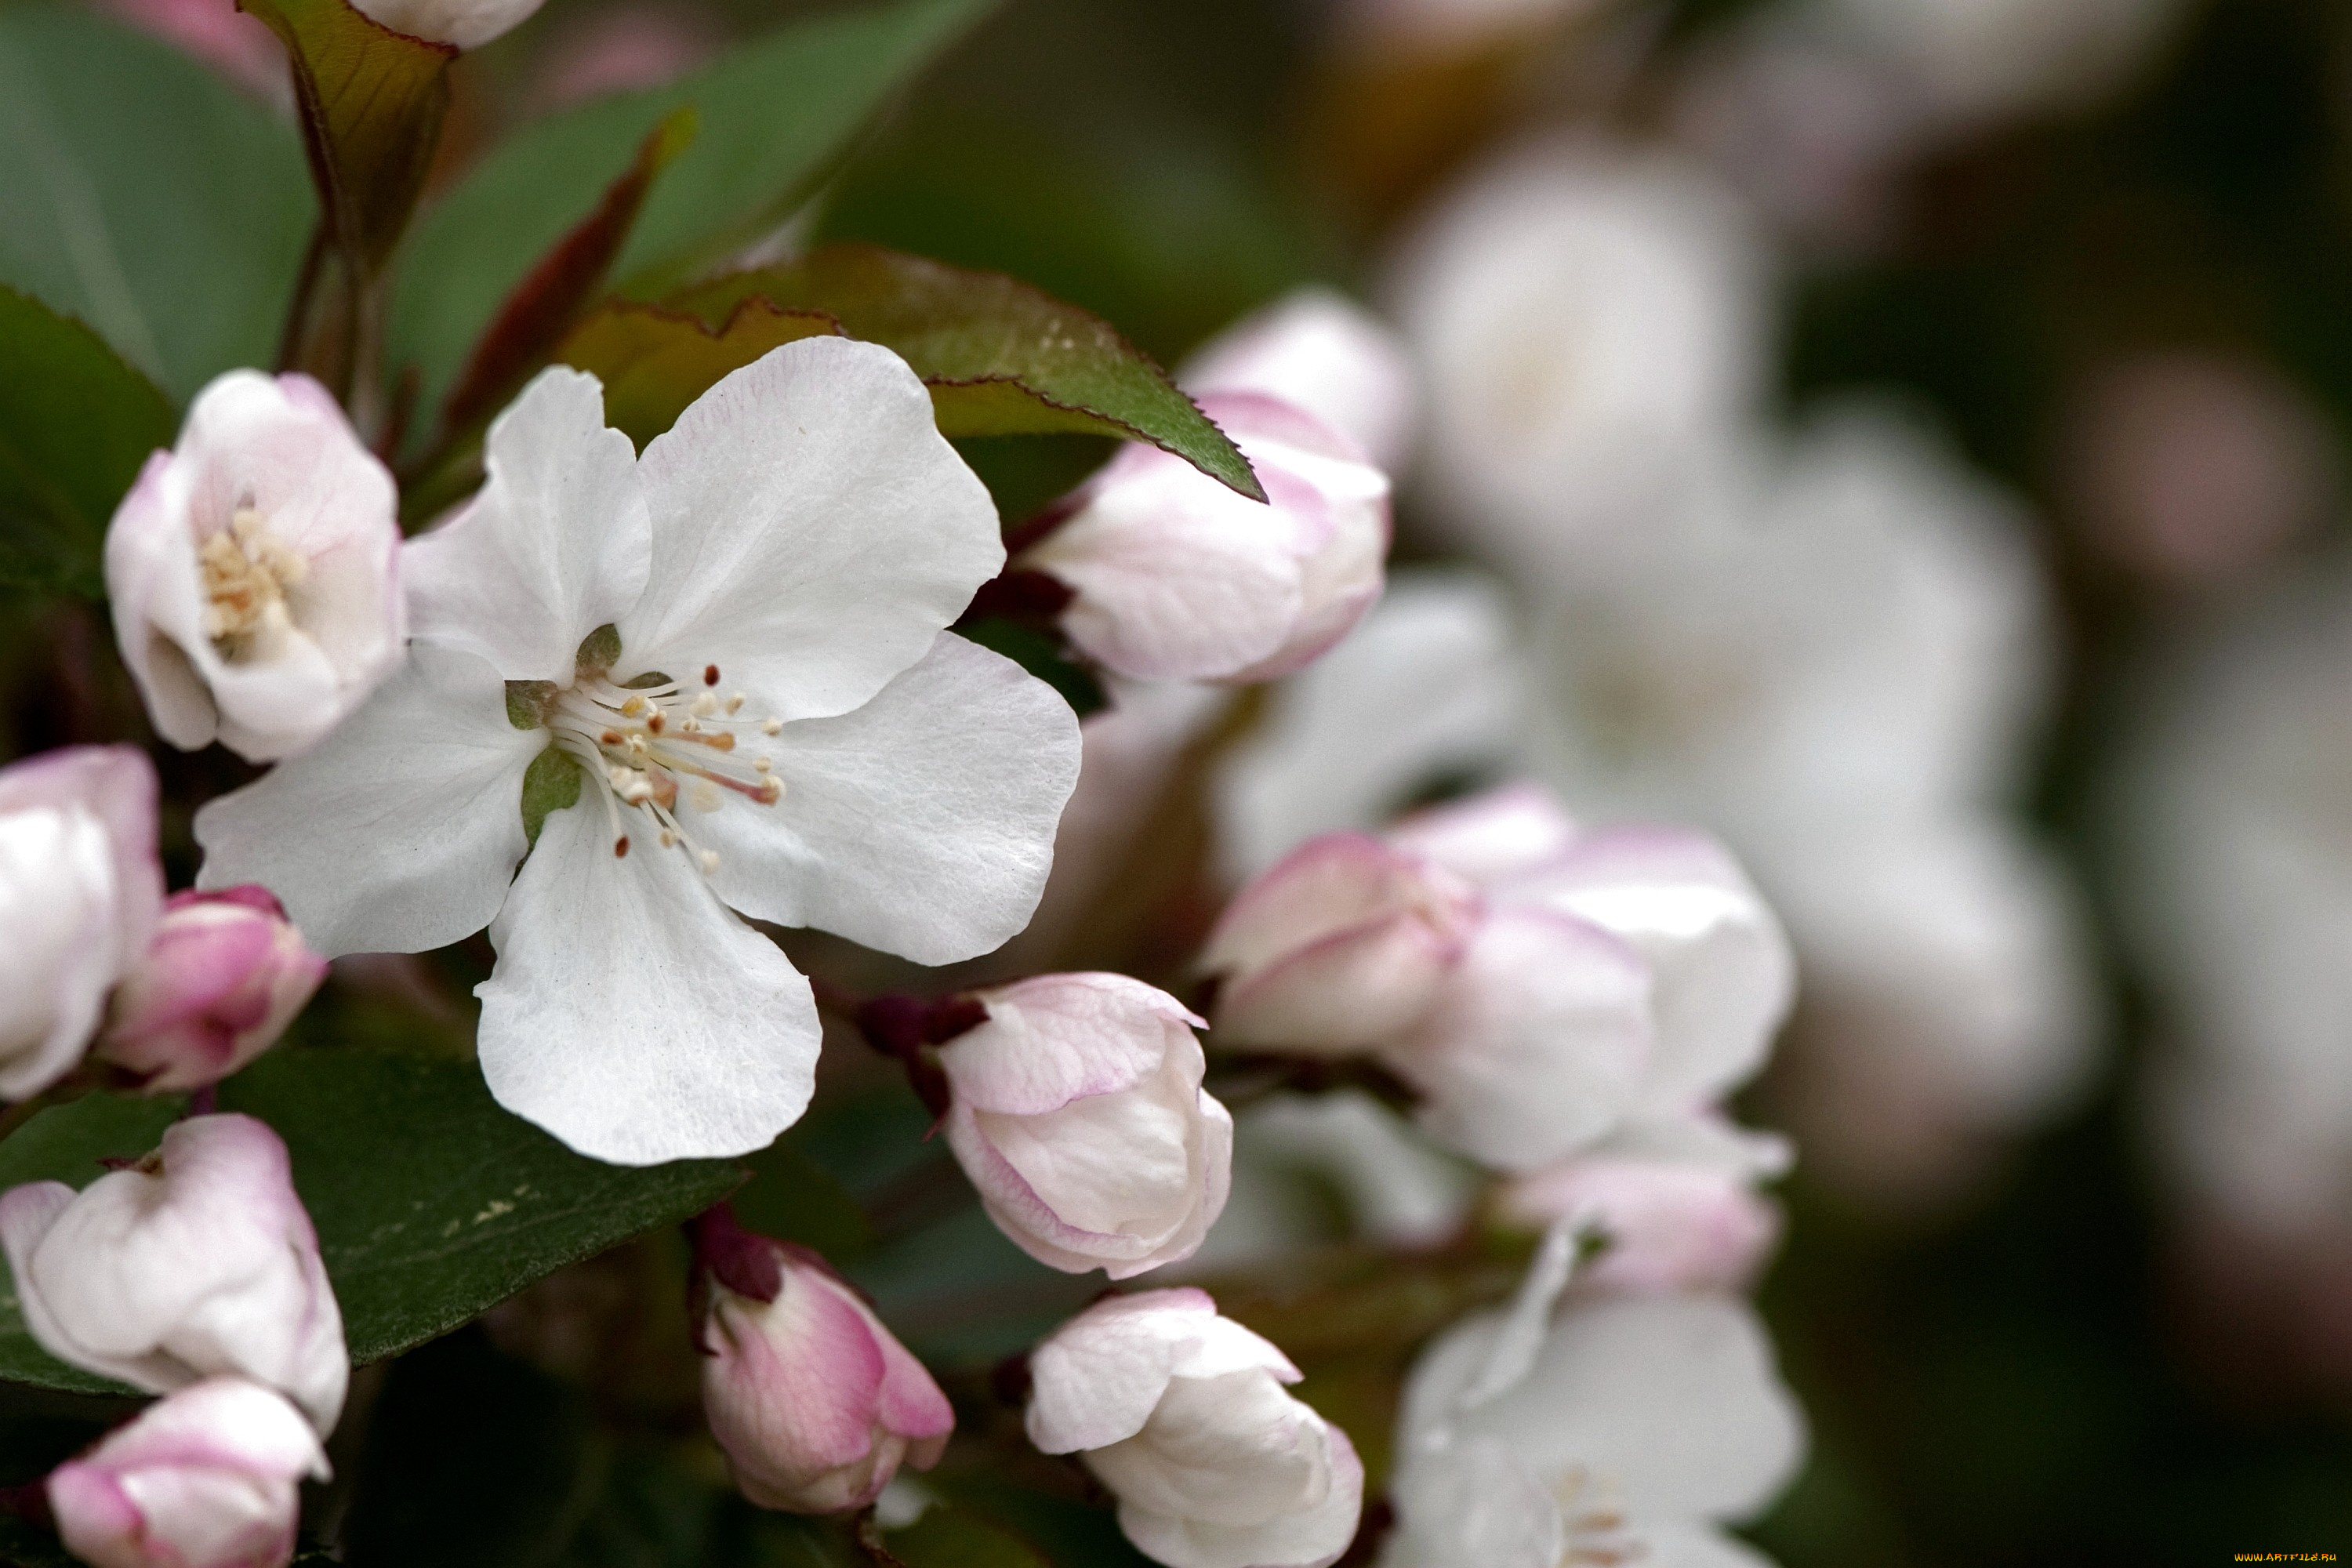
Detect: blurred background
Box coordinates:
(30, 0, 2352, 1559)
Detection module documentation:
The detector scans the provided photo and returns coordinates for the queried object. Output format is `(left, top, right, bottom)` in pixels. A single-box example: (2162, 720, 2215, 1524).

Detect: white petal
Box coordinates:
(194, 646, 540, 957)
(1636, 1520, 1784, 1568)
(695, 633, 1080, 966)
(403, 368, 651, 682)
(1381, 1438, 1562, 1568)
(620, 339, 1004, 723)
(476, 797, 820, 1164)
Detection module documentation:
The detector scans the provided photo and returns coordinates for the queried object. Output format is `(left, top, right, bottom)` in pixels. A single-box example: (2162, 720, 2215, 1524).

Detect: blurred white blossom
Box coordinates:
(1382, 1232, 1805, 1568)
(1182, 286, 1421, 474)
(106, 371, 403, 764)
(0, 746, 163, 1100)
(352, 0, 544, 49)
(197, 347, 1080, 1166)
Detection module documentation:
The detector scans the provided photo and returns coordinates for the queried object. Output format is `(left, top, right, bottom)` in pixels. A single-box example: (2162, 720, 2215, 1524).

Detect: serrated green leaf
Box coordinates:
(0, 286, 177, 598)
(238, 0, 453, 274)
(557, 298, 841, 449)
(389, 0, 990, 448)
(675, 246, 1261, 498)
(0, 5, 314, 402)
(520, 743, 582, 851)
(216, 1050, 744, 1366)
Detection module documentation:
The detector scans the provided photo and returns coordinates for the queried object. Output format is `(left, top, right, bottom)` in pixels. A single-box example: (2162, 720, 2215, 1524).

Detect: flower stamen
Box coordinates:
(549, 670, 787, 873)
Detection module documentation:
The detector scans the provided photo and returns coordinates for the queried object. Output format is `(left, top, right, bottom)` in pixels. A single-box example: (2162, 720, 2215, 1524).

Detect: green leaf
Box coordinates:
(677, 246, 1261, 499)
(0, 5, 314, 402)
(388, 0, 989, 443)
(882, 1511, 1051, 1568)
(556, 298, 841, 450)
(437, 109, 699, 442)
(0, 286, 177, 597)
(216, 1050, 743, 1366)
(238, 0, 453, 274)
(0, 1094, 185, 1394)
(732, 1138, 877, 1261)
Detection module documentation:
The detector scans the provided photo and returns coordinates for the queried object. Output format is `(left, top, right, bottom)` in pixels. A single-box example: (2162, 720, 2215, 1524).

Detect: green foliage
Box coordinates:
(218, 1050, 743, 1366)
(0, 287, 176, 598)
(0, 5, 313, 403)
(557, 299, 841, 450)
(238, 0, 454, 274)
(677, 246, 1261, 498)
(0, 1054, 744, 1397)
(387, 0, 990, 442)
(883, 1508, 1052, 1568)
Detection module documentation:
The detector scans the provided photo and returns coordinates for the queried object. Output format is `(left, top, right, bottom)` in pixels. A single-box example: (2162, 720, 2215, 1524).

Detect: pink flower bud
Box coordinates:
(1499, 1156, 1780, 1293)
(100, 889, 327, 1092)
(0, 1115, 347, 1432)
(1022, 394, 1390, 684)
(47, 1376, 327, 1568)
(0, 747, 164, 1100)
(1201, 833, 1480, 1055)
(1181, 288, 1420, 474)
(938, 975, 1232, 1280)
(106, 371, 404, 764)
(92, 0, 289, 103)
(696, 1221, 953, 1514)
(1026, 1289, 1363, 1568)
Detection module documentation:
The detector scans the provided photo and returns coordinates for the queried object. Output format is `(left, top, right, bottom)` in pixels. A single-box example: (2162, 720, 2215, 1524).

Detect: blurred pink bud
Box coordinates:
(1500, 1156, 1779, 1293)
(1022, 394, 1390, 684)
(0, 1115, 347, 1432)
(100, 888, 326, 1092)
(1383, 780, 1581, 885)
(106, 371, 403, 764)
(349, 0, 543, 48)
(92, 0, 289, 103)
(1026, 1288, 1363, 1568)
(0, 746, 164, 1100)
(48, 1376, 327, 1568)
(938, 975, 1232, 1280)
(1200, 833, 1480, 1054)
(526, 5, 718, 110)
(695, 1218, 952, 1514)
(1182, 288, 1420, 473)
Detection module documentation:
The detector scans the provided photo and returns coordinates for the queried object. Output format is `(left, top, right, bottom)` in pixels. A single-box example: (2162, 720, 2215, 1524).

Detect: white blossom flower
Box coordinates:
(0, 746, 164, 1100)
(1021, 394, 1390, 684)
(695, 1218, 953, 1514)
(0, 1114, 347, 1432)
(1382, 1232, 1805, 1568)
(1027, 1288, 1363, 1568)
(1384, 138, 1771, 581)
(351, 0, 544, 49)
(196, 343, 1081, 1165)
(1181, 287, 1420, 474)
(105, 371, 403, 764)
(47, 1376, 327, 1568)
(938, 973, 1232, 1279)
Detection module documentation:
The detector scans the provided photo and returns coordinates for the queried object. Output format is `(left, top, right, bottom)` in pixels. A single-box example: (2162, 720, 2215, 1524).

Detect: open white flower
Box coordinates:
(1383, 1232, 1805, 1568)
(198, 343, 1082, 1165)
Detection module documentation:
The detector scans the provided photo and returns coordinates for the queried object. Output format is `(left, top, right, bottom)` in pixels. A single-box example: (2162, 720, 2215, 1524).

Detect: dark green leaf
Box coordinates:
(0, 5, 314, 402)
(956, 621, 1105, 720)
(732, 1138, 877, 1261)
(216, 1050, 744, 1366)
(556, 298, 840, 449)
(238, 0, 454, 274)
(677, 246, 1261, 498)
(0, 1094, 185, 1394)
(882, 1509, 1051, 1568)
(438, 110, 699, 441)
(0, 287, 177, 597)
(388, 0, 989, 445)
(924, 1478, 1156, 1568)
